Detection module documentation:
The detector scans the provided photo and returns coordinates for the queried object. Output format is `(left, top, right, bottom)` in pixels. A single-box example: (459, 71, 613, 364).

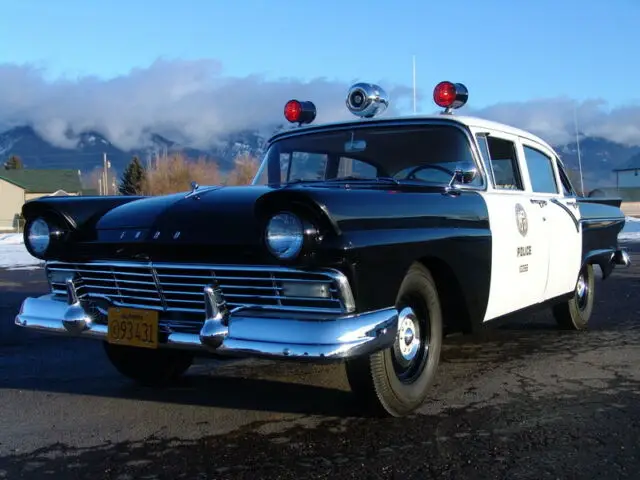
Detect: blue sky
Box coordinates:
(1, 0, 637, 108)
(0, 0, 638, 150)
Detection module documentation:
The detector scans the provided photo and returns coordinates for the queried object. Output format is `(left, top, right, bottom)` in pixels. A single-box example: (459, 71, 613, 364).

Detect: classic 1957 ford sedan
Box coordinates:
(15, 81, 630, 417)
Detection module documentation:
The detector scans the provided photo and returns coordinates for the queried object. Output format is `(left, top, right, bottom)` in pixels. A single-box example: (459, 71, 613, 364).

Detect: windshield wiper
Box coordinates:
(329, 176, 400, 185)
(281, 179, 325, 186)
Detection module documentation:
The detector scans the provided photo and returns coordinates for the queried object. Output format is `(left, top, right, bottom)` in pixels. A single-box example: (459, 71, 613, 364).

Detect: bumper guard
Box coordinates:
(15, 281, 399, 362)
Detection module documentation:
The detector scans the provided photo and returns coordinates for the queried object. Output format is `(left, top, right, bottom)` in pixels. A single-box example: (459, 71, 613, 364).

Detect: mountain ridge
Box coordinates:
(1, 125, 638, 193)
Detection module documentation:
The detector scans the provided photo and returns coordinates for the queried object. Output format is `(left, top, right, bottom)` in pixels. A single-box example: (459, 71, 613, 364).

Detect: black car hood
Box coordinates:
(96, 185, 273, 245)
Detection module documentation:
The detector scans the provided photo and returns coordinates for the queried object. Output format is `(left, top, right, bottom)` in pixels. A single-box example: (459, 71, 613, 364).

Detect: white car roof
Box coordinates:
(272, 113, 558, 156)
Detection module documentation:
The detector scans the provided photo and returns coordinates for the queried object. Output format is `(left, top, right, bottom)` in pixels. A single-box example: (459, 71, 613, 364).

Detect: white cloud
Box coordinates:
(0, 59, 412, 150)
(0, 59, 638, 150)
(465, 98, 640, 147)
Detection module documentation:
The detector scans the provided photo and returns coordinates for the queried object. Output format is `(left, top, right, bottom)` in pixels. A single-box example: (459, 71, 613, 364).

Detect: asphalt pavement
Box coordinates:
(0, 247, 639, 479)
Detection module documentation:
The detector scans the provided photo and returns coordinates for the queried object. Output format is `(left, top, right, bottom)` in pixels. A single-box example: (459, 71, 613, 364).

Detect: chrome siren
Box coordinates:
(345, 83, 389, 118)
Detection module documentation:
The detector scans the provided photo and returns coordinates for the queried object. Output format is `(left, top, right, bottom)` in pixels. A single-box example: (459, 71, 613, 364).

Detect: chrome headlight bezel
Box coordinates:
(265, 212, 305, 260)
(25, 217, 51, 257)
(24, 216, 66, 259)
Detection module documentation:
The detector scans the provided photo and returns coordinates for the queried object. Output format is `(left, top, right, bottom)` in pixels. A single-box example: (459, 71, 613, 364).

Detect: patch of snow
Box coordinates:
(619, 216, 640, 241)
(619, 231, 640, 241)
(0, 233, 24, 245)
(0, 135, 16, 156)
(0, 233, 44, 270)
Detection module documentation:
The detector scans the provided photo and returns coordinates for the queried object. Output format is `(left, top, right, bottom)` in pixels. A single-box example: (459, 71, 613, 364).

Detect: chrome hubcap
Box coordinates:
(576, 273, 588, 309)
(576, 275, 586, 298)
(396, 307, 422, 363)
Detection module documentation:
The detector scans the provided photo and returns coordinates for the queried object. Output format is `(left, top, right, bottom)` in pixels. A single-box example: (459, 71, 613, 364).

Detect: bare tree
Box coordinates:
(142, 153, 221, 195)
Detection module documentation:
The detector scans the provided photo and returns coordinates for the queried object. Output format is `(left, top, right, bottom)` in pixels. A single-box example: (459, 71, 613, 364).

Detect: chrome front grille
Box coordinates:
(45, 261, 353, 317)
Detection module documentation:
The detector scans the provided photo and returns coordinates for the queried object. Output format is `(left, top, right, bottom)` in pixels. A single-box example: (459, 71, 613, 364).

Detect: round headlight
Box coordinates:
(27, 218, 51, 256)
(266, 212, 304, 260)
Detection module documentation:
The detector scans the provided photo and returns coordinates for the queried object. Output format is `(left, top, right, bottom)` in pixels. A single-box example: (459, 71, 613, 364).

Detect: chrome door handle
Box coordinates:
(530, 198, 547, 207)
(566, 200, 579, 209)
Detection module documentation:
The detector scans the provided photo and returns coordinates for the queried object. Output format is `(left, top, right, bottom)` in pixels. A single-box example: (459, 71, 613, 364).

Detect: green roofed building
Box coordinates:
(0, 169, 84, 232)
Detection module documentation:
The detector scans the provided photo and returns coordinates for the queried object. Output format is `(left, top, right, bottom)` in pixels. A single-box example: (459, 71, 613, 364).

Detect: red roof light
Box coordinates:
(284, 100, 302, 122)
(284, 100, 317, 125)
(433, 81, 469, 111)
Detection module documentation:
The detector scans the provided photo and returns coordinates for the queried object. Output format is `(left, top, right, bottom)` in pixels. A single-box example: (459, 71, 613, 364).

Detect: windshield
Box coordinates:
(252, 124, 483, 187)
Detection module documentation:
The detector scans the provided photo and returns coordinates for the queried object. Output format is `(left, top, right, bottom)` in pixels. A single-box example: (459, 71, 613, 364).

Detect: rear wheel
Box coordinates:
(552, 264, 595, 330)
(345, 262, 443, 417)
(103, 342, 194, 386)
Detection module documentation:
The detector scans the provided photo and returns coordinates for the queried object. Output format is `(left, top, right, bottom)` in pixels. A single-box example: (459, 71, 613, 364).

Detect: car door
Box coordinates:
(473, 130, 549, 321)
(519, 138, 582, 301)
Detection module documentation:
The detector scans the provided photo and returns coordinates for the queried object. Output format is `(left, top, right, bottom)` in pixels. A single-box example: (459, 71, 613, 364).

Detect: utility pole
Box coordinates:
(102, 152, 111, 196)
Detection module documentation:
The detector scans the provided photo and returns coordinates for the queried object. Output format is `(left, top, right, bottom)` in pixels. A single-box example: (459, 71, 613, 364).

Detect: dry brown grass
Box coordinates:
(142, 153, 222, 195)
(224, 153, 260, 186)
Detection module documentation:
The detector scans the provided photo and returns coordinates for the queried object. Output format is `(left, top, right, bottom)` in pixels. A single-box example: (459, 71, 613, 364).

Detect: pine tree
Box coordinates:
(119, 156, 146, 195)
(4, 155, 23, 170)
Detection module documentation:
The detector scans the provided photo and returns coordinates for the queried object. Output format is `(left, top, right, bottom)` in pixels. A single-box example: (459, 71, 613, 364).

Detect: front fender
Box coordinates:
(339, 226, 492, 326)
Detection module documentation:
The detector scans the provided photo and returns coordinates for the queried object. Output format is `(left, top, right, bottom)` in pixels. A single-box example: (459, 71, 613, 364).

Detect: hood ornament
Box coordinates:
(185, 181, 200, 199)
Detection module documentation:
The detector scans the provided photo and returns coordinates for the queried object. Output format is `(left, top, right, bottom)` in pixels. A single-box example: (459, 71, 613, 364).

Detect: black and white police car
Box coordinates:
(16, 80, 630, 417)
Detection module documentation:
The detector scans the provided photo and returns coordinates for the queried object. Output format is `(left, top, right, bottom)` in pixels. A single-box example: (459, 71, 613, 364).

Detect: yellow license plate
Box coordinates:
(107, 307, 159, 349)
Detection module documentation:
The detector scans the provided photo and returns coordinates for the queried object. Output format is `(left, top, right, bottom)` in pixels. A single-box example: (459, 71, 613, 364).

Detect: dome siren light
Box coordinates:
(433, 81, 468, 114)
(284, 100, 317, 125)
(345, 83, 389, 119)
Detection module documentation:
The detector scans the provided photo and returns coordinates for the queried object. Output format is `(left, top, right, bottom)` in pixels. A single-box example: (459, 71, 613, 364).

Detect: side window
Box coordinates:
(485, 136, 524, 190)
(337, 157, 377, 178)
(522, 145, 558, 194)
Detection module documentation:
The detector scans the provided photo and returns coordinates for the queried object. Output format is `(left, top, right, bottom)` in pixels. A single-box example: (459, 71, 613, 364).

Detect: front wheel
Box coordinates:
(103, 342, 194, 386)
(552, 263, 595, 330)
(345, 262, 443, 417)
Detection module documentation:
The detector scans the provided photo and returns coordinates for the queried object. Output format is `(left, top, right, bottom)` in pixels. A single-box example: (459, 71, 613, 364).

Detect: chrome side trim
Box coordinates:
(550, 198, 580, 232)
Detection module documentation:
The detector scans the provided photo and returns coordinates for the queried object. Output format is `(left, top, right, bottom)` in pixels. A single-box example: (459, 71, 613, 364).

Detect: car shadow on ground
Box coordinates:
(1, 250, 639, 419)
(2, 347, 639, 480)
(1, 306, 637, 422)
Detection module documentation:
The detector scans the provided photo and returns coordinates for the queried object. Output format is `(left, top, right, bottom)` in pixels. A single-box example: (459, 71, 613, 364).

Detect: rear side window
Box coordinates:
(556, 161, 576, 196)
(522, 145, 558, 194)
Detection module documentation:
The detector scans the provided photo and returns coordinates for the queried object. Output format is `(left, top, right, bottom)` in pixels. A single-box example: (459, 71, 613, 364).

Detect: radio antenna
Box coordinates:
(573, 105, 585, 195)
(412, 55, 417, 114)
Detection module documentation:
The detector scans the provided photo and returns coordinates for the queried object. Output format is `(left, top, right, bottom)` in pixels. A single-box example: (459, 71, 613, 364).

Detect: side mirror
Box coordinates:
(445, 167, 478, 195)
(453, 167, 478, 185)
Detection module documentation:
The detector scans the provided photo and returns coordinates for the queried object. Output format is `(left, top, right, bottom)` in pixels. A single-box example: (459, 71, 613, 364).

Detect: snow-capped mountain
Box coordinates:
(1, 124, 639, 192)
(555, 136, 640, 189)
(0, 126, 270, 176)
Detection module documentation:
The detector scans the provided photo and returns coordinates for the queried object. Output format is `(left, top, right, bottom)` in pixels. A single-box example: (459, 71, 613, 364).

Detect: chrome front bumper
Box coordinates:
(14, 283, 399, 362)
